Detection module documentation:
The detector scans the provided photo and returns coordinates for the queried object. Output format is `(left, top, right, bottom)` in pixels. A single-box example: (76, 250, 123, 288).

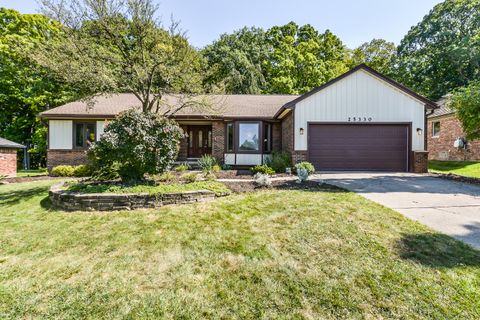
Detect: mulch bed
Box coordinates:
(214, 170, 292, 180)
(222, 179, 342, 193)
(429, 172, 480, 186)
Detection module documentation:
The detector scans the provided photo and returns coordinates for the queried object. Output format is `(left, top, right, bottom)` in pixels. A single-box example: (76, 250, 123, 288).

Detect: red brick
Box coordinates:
(0, 148, 18, 177)
(428, 115, 480, 161)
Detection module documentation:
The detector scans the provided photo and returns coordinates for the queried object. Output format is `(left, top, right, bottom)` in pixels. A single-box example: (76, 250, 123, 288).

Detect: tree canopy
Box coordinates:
(36, 0, 206, 114)
(0, 8, 75, 167)
(394, 0, 480, 100)
(349, 39, 396, 75)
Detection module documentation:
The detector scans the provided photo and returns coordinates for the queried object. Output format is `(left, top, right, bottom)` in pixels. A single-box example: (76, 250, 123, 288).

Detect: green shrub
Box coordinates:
(175, 162, 190, 172)
(197, 155, 217, 173)
(88, 109, 184, 182)
(204, 173, 217, 181)
(73, 164, 94, 177)
(295, 162, 315, 175)
(51, 165, 75, 177)
(250, 164, 275, 175)
(212, 164, 222, 173)
(181, 172, 198, 183)
(156, 171, 175, 182)
(222, 164, 232, 170)
(268, 151, 291, 173)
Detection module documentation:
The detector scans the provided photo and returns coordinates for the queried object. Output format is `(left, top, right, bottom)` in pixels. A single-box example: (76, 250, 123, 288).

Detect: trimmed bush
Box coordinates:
(51, 165, 75, 177)
(88, 109, 184, 182)
(251, 164, 275, 175)
(73, 164, 94, 177)
(175, 163, 190, 172)
(212, 164, 222, 173)
(156, 172, 175, 182)
(204, 173, 217, 181)
(197, 155, 217, 173)
(181, 172, 198, 183)
(268, 151, 292, 173)
(295, 162, 315, 175)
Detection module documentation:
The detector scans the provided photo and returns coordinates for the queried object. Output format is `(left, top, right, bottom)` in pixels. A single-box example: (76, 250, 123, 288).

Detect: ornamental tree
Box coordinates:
(88, 109, 184, 182)
(449, 81, 480, 140)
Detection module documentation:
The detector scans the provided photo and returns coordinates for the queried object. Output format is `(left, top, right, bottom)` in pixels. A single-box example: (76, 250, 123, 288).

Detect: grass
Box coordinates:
(66, 180, 231, 196)
(16, 168, 48, 177)
(429, 160, 480, 178)
(1, 180, 480, 318)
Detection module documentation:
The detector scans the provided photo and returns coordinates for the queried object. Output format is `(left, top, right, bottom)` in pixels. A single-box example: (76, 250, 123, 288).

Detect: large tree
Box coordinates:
(0, 8, 75, 168)
(394, 0, 480, 100)
(202, 27, 269, 94)
(449, 81, 480, 140)
(264, 22, 349, 94)
(36, 0, 206, 115)
(349, 39, 396, 75)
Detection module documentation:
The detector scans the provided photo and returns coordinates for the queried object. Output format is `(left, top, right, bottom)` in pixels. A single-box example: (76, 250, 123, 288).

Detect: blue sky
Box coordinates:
(2, 0, 442, 49)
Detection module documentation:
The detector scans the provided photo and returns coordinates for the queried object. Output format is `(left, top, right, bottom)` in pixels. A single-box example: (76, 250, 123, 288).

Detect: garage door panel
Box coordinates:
(308, 124, 409, 171)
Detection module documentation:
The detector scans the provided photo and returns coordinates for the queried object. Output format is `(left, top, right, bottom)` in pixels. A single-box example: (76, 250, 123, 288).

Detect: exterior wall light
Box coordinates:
(300, 128, 304, 135)
(416, 128, 423, 135)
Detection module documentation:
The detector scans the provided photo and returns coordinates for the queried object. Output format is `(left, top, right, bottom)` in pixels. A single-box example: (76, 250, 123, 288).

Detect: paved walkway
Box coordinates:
(311, 172, 480, 249)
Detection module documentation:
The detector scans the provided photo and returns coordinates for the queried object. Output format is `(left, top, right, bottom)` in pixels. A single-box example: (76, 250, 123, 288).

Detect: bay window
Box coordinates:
(226, 121, 273, 153)
(226, 122, 234, 152)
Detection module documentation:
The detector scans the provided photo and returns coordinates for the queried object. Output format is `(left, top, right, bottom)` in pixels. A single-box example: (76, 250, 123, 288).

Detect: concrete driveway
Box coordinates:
(312, 172, 480, 249)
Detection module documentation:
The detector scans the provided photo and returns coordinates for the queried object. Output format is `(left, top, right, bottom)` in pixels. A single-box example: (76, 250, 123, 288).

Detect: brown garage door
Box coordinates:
(308, 124, 409, 171)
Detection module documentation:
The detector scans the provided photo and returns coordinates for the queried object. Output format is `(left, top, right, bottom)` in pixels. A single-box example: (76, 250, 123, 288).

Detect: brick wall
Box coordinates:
(272, 122, 282, 151)
(281, 111, 294, 155)
(428, 115, 480, 161)
(178, 125, 188, 161)
(47, 149, 89, 170)
(212, 121, 225, 163)
(0, 148, 17, 177)
(413, 151, 429, 173)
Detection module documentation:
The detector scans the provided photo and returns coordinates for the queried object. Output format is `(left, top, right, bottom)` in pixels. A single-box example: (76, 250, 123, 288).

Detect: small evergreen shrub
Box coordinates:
(197, 155, 217, 173)
(204, 173, 217, 181)
(268, 151, 292, 173)
(51, 165, 75, 177)
(222, 164, 232, 170)
(175, 163, 190, 172)
(156, 171, 175, 182)
(212, 164, 222, 173)
(181, 172, 198, 183)
(295, 162, 315, 175)
(250, 164, 275, 175)
(73, 164, 94, 177)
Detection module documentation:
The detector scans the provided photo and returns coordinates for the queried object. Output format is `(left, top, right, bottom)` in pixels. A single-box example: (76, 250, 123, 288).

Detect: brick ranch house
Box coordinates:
(427, 96, 480, 161)
(0, 137, 25, 177)
(39, 65, 438, 173)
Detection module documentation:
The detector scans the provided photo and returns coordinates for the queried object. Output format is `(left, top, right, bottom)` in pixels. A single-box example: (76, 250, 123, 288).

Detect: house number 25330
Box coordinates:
(348, 117, 372, 122)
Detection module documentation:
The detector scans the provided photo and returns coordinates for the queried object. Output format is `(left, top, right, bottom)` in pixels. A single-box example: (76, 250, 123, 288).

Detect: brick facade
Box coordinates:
(47, 149, 89, 170)
(412, 151, 429, 173)
(281, 111, 294, 158)
(0, 148, 18, 177)
(428, 115, 480, 161)
(272, 122, 282, 151)
(177, 125, 188, 160)
(212, 121, 225, 163)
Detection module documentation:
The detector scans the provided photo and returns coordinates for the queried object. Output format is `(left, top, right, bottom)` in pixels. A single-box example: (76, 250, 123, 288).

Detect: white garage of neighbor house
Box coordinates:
(40, 65, 437, 172)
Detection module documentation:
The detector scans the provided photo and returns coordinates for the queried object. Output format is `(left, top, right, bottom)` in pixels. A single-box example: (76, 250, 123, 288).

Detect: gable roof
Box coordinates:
(0, 137, 25, 149)
(274, 64, 439, 118)
(39, 94, 300, 120)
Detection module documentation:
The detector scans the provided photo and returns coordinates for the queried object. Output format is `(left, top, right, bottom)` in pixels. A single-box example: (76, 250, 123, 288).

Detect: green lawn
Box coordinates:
(1, 180, 480, 318)
(16, 168, 48, 177)
(429, 160, 480, 178)
(66, 180, 231, 196)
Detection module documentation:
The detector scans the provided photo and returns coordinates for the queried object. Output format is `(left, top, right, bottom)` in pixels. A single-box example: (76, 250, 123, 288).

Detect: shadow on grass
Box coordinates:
(40, 196, 53, 210)
(397, 233, 480, 267)
(429, 160, 479, 171)
(0, 186, 50, 206)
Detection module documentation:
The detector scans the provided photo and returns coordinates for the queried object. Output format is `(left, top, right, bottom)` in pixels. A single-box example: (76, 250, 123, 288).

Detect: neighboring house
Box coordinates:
(427, 96, 480, 161)
(39, 64, 438, 173)
(0, 137, 25, 177)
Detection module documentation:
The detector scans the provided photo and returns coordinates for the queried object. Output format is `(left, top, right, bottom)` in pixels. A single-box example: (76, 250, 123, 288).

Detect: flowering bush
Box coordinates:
(88, 109, 184, 182)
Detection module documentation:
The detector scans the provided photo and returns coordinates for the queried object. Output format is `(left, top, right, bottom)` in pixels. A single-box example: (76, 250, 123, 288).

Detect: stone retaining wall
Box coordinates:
(49, 182, 217, 211)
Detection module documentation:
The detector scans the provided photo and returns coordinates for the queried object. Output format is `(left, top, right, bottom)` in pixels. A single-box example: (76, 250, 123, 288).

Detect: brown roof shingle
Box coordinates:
(39, 94, 300, 119)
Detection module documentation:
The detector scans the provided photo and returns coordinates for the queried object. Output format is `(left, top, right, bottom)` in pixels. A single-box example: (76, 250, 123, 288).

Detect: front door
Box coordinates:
(188, 126, 212, 158)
